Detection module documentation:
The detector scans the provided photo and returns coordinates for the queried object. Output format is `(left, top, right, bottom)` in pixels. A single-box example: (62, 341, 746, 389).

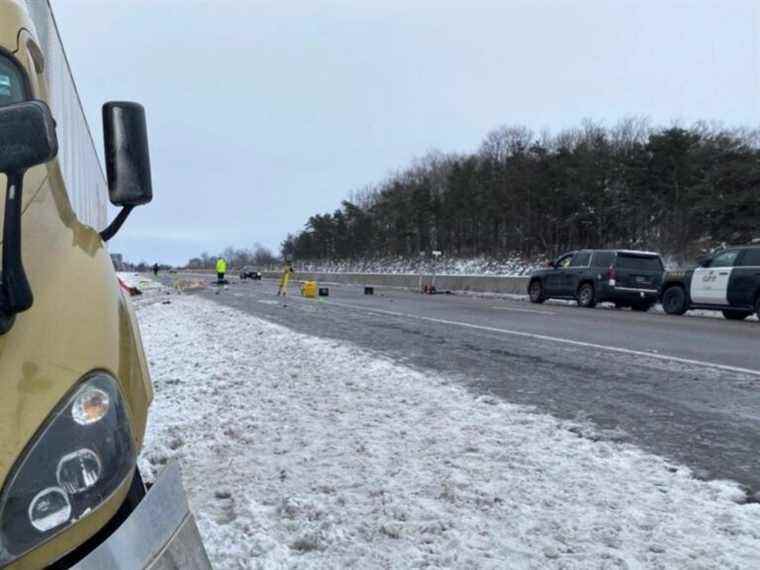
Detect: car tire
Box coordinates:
(756, 296, 760, 321)
(631, 303, 653, 312)
(528, 280, 546, 304)
(577, 283, 596, 308)
(662, 286, 688, 315)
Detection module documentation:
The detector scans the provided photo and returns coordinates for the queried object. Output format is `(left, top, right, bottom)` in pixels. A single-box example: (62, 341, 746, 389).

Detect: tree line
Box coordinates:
(282, 119, 760, 264)
(186, 243, 278, 270)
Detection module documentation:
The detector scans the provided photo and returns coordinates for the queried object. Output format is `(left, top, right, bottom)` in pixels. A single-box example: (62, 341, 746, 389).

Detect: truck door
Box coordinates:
(545, 253, 573, 295)
(564, 251, 591, 295)
(691, 249, 740, 305)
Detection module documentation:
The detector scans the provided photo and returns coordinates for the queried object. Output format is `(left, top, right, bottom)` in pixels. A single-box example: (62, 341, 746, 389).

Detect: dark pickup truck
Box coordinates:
(528, 249, 664, 311)
(660, 246, 760, 320)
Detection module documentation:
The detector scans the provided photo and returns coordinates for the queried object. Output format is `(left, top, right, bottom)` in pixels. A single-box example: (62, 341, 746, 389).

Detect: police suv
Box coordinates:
(660, 246, 760, 320)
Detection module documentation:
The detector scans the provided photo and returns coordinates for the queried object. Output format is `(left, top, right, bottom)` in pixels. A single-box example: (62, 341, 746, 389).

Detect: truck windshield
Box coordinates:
(0, 56, 26, 106)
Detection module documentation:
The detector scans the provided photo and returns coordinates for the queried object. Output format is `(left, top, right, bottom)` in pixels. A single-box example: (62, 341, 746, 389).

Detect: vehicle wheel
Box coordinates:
(631, 303, 653, 312)
(723, 310, 752, 321)
(662, 286, 688, 315)
(528, 280, 546, 304)
(756, 296, 760, 320)
(577, 283, 596, 308)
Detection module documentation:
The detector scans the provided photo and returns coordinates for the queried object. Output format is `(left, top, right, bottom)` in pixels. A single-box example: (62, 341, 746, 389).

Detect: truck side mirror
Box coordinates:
(103, 101, 152, 206)
(0, 100, 58, 333)
(0, 100, 58, 172)
(99, 101, 152, 241)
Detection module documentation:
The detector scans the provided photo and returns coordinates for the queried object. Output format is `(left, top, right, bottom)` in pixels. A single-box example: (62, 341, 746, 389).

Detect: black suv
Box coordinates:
(528, 249, 664, 310)
(660, 246, 760, 320)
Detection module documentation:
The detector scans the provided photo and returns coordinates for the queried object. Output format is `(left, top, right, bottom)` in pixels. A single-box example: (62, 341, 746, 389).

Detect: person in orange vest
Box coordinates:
(277, 262, 294, 296)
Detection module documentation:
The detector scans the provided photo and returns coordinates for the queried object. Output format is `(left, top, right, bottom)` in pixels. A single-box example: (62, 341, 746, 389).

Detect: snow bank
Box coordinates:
(116, 272, 179, 308)
(286, 254, 682, 276)
(136, 296, 760, 568)
(271, 249, 697, 276)
(290, 256, 541, 277)
(117, 272, 160, 290)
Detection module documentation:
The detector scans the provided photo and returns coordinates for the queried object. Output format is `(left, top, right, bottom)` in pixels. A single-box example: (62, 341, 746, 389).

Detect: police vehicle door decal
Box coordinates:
(691, 268, 731, 305)
(690, 250, 739, 305)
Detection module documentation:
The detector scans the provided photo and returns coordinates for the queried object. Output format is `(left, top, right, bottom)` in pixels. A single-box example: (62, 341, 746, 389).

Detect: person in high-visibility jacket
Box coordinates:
(216, 257, 227, 284)
(277, 262, 294, 296)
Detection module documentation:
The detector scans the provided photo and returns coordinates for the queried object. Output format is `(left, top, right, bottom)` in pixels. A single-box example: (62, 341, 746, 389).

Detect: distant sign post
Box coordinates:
(431, 251, 442, 289)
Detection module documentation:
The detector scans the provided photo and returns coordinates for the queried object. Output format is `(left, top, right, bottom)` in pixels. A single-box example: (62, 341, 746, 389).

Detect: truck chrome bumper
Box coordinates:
(72, 463, 211, 569)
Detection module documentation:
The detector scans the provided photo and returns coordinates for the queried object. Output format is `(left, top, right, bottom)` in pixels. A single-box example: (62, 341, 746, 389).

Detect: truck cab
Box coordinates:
(0, 2, 209, 567)
(660, 246, 760, 321)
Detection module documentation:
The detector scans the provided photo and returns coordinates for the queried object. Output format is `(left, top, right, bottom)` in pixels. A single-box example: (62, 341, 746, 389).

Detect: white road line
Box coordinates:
(490, 305, 556, 315)
(323, 300, 760, 378)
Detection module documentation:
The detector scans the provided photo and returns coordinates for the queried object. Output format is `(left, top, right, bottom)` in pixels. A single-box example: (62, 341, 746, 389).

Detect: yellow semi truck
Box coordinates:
(0, 1, 210, 568)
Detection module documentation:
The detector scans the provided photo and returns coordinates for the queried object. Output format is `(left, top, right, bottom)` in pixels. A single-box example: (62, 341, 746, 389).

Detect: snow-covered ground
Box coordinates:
(289, 256, 541, 277)
(269, 254, 687, 277)
(134, 291, 760, 569)
(118, 271, 164, 292)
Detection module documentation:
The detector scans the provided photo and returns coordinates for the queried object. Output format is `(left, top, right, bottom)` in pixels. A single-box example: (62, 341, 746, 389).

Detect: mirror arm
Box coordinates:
(0, 170, 34, 333)
(100, 205, 135, 242)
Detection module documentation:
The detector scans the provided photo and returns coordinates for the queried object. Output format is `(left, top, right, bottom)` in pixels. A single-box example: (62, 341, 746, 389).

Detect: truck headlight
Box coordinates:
(0, 373, 135, 565)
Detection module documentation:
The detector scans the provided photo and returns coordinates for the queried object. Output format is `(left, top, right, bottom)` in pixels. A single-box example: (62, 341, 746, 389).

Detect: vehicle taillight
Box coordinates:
(607, 265, 616, 285)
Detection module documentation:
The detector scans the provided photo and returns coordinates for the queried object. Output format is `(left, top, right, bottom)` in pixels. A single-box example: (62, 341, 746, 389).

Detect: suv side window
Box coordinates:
(556, 254, 573, 269)
(737, 249, 760, 267)
(709, 250, 740, 268)
(592, 251, 615, 267)
(570, 252, 591, 267)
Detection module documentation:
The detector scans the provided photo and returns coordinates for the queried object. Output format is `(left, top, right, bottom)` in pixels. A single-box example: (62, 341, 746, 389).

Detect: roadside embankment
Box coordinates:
(136, 292, 760, 568)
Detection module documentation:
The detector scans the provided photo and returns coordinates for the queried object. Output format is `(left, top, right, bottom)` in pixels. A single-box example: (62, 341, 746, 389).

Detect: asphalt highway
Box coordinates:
(167, 274, 760, 495)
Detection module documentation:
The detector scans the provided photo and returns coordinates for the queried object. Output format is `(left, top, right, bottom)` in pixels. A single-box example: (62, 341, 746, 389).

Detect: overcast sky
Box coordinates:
(53, 0, 759, 265)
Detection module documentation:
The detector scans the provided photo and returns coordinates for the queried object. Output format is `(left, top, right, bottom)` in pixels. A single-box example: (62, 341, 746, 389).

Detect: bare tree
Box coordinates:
(252, 243, 277, 267)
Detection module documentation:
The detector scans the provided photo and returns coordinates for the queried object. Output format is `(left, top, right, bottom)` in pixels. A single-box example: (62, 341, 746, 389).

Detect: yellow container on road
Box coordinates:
(301, 280, 318, 298)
